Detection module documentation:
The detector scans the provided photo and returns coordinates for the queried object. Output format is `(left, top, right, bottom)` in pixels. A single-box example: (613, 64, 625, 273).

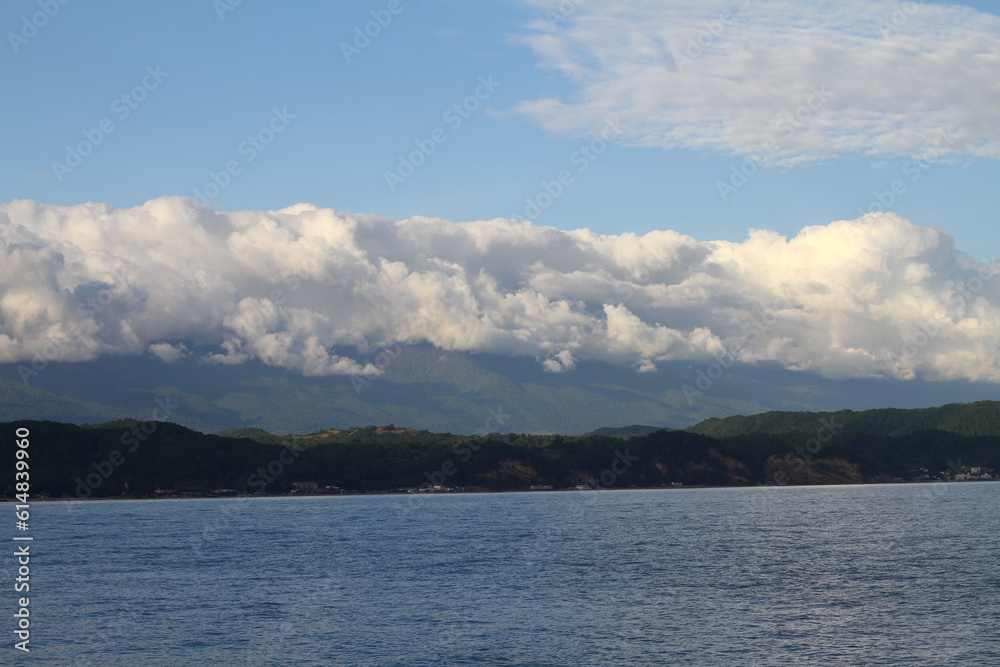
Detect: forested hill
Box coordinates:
(3, 411, 1000, 499)
(685, 401, 1000, 439)
(587, 425, 664, 437)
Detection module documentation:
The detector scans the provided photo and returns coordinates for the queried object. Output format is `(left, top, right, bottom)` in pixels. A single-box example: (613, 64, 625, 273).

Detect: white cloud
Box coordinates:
(149, 342, 189, 363)
(2, 197, 1000, 382)
(543, 349, 577, 372)
(515, 0, 1000, 164)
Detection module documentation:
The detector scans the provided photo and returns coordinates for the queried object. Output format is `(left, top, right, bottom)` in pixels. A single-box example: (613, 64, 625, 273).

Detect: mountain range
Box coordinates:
(6, 400, 1000, 498)
(4, 346, 999, 435)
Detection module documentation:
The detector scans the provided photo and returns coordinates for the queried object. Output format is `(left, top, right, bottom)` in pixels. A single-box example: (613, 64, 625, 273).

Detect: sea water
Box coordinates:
(17, 483, 1000, 665)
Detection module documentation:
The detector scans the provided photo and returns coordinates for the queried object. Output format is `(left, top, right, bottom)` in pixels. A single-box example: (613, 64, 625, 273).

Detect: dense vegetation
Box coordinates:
(588, 424, 664, 437)
(685, 400, 1000, 438)
(4, 403, 1000, 499)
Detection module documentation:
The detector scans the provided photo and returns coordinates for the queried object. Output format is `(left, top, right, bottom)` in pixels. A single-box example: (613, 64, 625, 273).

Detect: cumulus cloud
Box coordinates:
(149, 342, 189, 363)
(1, 197, 999, 382)
(515, 0, 1000, 164)
(542, 349, 577, 372)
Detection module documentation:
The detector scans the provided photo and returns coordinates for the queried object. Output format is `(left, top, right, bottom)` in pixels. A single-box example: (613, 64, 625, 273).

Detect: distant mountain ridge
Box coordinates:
(3, 346, 999, 435)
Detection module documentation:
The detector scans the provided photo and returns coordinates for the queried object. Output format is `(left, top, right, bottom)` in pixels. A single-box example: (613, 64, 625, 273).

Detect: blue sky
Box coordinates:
(3, 0, 1000, 258)
(4, 0, 1000, 386)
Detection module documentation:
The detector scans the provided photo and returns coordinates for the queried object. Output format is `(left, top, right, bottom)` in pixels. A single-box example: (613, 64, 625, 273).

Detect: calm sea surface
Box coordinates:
(17, 483, 1000, 665)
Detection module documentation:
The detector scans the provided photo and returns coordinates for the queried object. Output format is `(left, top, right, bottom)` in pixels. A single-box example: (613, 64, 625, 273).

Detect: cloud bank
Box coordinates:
(516, 0, 1000, 165)
(2, 197, 999, 382)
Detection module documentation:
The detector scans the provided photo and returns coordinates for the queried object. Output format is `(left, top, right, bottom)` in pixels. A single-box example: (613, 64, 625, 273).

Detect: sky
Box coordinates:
(2, 0, 1000, 255)
(3, 0, 1000, 385)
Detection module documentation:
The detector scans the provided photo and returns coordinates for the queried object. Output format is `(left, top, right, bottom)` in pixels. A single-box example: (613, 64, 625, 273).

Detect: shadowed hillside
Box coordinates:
(4, 408, 1000, 499)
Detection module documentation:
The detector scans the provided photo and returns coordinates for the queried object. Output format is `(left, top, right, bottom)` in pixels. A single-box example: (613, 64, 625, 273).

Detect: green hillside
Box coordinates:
(4, 411, 1000, 499)
(686, 401, 1000, 438)
(588, 425, 666, 438)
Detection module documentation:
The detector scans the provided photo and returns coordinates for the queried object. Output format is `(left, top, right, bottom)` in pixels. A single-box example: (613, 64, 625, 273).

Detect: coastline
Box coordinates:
(12, 477, 998, 503)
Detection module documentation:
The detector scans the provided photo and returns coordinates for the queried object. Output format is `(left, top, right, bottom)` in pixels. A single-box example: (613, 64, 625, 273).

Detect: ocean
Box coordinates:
(18, 482, 1000, 665)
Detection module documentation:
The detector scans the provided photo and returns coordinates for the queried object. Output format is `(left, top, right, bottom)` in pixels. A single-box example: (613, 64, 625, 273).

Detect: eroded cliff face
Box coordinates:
(468, 450, 900, 490)
(761, 454, 901, 486)
(672, 449, 755, 485)
(474, 459, 546, 487)
(473, 448, 759, 489)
